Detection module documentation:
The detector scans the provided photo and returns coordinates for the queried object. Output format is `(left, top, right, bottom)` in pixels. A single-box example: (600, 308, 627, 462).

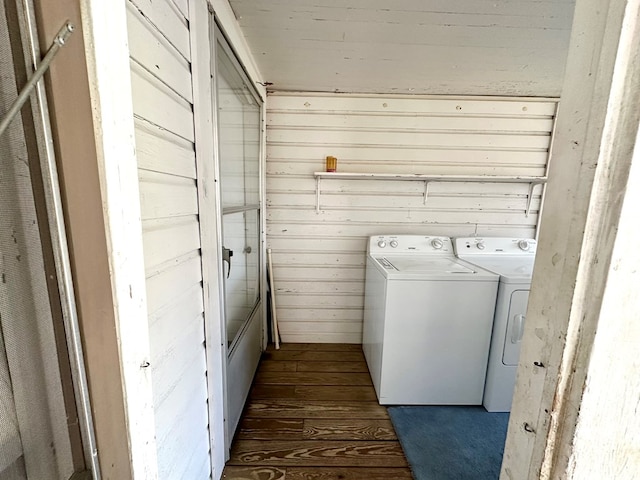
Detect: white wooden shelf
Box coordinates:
(313, 172, 548, 216)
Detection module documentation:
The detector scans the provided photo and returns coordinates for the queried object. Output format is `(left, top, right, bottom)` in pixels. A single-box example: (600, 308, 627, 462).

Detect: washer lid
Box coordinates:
(458, 256, 535, 283)
(386, 256, 474, 274)
(372, 255, 497, 281)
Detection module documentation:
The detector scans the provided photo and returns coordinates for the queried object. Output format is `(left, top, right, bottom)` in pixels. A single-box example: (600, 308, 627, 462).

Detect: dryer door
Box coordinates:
(503, 290, 530, 365)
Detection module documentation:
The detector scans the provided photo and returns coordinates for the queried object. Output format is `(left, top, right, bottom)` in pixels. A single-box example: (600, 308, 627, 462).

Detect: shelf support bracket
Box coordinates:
(526, 182, 537, 217)
(315, 176, 321, 213)
(423, 180, 431, 205)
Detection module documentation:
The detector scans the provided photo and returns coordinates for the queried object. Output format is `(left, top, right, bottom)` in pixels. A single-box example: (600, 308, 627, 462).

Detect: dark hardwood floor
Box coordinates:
(222, 343, 413, 480)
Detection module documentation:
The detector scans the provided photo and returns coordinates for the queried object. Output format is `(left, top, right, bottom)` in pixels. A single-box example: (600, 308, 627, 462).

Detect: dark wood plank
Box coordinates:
(268, 343, 363, 352)
(286, 467, 414, 480)
(262, 350, 365, 362)
(255, 372, 372, 386)
(294, 386, 377, 402)
(236, 418, 303, 440)
(258, 360, 297, 372)
(303, 419, 398, 441)
(250, 385, 296, 399)
(244, 399, 390, 419)
(297, 361, 369, 373)
(221, 466, 287, 479)
(228, 440, 408, 467)
(226, 343, 410, 479)
(251, 384, 376, 402)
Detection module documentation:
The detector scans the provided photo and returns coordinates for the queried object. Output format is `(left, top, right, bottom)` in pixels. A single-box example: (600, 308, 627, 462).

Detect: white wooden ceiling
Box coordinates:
(227, 0, 576, 97)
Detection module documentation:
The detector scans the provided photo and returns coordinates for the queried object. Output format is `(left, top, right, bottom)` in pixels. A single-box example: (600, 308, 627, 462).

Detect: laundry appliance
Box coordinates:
(362, 235, 499, 405)
(454, 237, 537, 412)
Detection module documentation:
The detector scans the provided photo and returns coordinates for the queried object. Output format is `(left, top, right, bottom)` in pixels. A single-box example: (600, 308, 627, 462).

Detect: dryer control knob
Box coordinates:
(431, 238, 444, 249)
(377, 240, 386, 248)
(476, 242, 486, 250)
(390, 240, 398, 248)
(518, 240, 530, 251)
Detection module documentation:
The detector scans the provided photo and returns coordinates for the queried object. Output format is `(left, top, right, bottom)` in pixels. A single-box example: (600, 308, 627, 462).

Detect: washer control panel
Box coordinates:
(368, 235, 453, 254)
(454, 237, 537, 255)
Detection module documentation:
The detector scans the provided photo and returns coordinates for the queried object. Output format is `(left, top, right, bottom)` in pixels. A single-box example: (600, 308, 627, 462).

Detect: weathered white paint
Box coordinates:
(211, 0, 266, 100)
(228, 0, 575, 96)
(225, 309, 263, 437)
(562, 1, 640, 475)
(267, 92, 555, 343)
(568, 114, 640, 479)
(129, 0, 191, 59)
(79, 0, 159, 476)
(127, 0, 211, 477)
(501, 0, 637, 478)
(190, 0, 228, 475)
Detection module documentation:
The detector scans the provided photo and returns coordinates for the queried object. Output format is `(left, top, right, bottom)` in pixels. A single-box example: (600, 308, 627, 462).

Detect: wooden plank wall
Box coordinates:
(266, 92, 557, 344)
(127, 1, 210, 478)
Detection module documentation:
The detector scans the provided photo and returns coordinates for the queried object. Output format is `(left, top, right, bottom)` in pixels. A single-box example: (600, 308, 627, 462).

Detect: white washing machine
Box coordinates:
(454, 237, 537, 412)
(362, 235, 499, 405)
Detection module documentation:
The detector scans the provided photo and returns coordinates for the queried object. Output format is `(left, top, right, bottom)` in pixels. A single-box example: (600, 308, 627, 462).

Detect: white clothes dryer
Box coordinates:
(454, 237, 537, 412)
(362, 235, 499, 405)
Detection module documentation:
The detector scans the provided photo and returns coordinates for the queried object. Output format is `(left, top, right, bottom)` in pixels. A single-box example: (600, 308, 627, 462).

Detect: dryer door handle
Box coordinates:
(511, 314, 526, 344)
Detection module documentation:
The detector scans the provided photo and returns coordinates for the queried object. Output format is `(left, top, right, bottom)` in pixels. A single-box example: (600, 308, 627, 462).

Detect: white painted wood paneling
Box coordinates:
(228, 0, 575, 96)
(83, 0, 160, 475)
(502, 0, 640, 477)
(130, 61, 194, 141)
(129, 0, 191, 59)
(126, 3, 192, 102)
(127, 0, 211, 477)
(266, 92, 555, 343)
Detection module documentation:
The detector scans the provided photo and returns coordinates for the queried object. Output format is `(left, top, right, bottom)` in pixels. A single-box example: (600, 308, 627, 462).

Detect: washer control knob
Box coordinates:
(390, 240, 398, 248)
(476, 242, 486, 250)
(431, 238, 444, 249)
(377, 240, 386, 248)
(518, 239, 530, 251)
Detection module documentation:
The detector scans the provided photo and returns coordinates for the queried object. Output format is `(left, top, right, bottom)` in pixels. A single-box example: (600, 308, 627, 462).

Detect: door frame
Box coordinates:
(189, 0, 229, 475)
(210, 13, 267, 451)
(190, 1, 267, 472)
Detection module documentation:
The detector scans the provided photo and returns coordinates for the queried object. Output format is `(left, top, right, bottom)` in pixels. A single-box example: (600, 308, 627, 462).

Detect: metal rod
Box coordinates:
(0, 22, 74, 138)
(16, 6, 99, 477)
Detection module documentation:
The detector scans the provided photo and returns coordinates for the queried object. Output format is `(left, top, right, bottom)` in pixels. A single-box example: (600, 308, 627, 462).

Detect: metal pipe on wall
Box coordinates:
(16, 1, 100, 476)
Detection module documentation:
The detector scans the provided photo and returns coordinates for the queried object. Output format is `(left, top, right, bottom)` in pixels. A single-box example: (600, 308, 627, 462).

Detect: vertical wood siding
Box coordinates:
(266, 92, 556, 344)
(127, 1, 210, 478)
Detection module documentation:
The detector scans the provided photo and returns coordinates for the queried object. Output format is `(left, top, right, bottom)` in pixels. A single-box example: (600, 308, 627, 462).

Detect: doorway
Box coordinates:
(210, 19, 265, 446)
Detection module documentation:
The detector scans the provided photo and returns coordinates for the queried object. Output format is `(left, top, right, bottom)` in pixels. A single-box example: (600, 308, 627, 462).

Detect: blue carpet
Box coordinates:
(388, 406, 509, 480)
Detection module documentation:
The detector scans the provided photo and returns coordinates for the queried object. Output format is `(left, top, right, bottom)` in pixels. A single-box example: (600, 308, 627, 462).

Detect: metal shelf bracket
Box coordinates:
(313, 171, 548, 214)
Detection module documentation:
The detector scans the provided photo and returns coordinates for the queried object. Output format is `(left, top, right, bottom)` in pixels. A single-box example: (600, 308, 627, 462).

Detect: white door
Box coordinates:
(212, 22, 264, 443)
